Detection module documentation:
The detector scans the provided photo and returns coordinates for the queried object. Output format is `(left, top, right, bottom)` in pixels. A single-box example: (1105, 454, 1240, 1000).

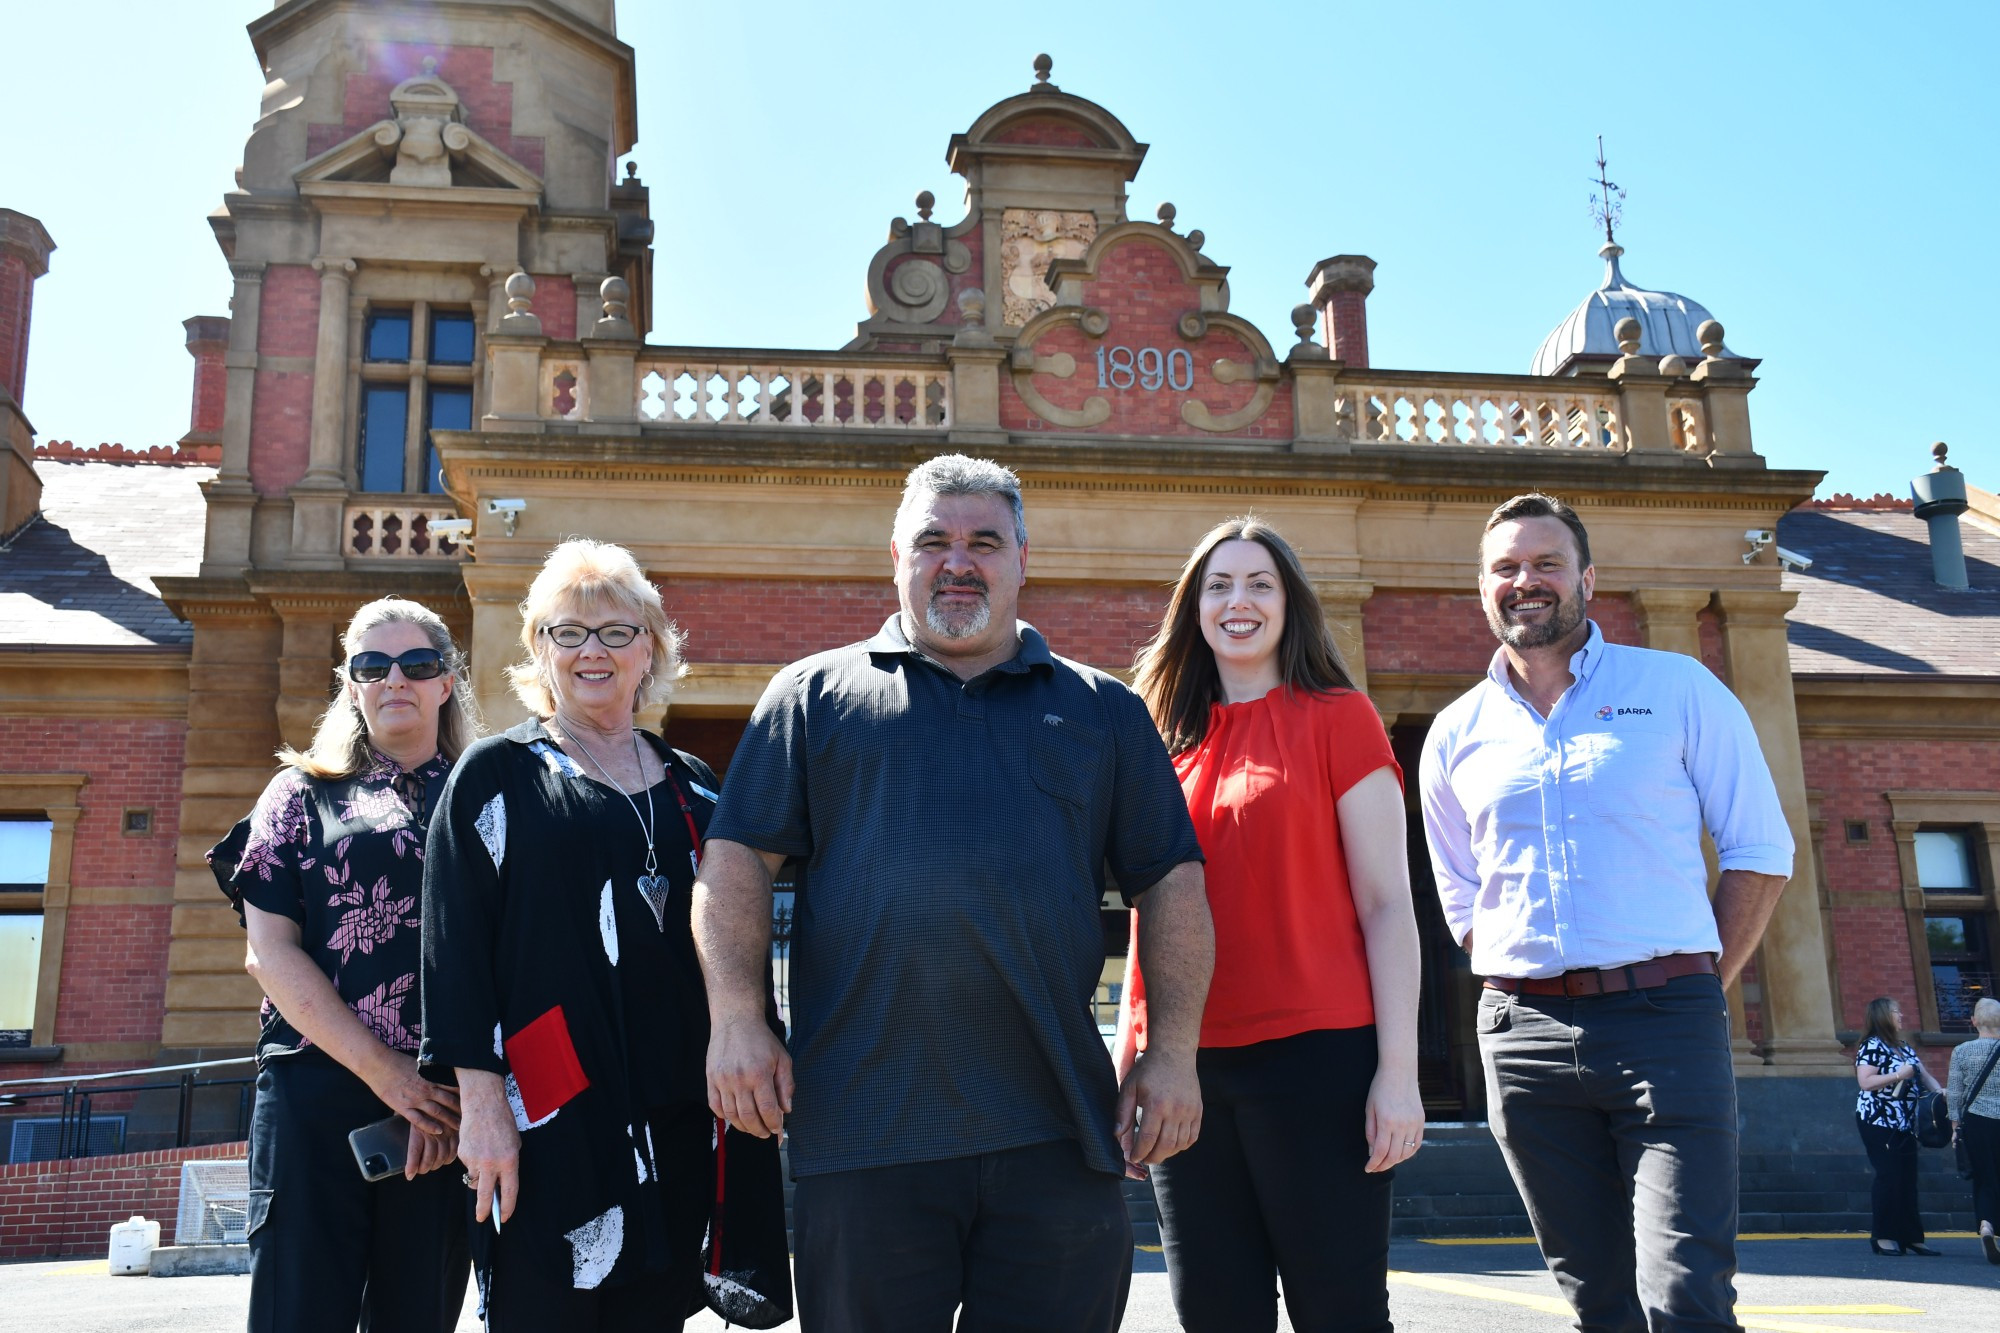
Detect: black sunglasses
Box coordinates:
(346, 648, 447, 682)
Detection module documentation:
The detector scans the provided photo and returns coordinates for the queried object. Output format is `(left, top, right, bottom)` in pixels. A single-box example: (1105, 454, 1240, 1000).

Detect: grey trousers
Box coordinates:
(1478, 972, 1740, 1333)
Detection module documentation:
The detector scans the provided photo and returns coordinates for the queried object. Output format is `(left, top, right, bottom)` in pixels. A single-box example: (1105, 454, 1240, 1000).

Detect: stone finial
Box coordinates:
(625, 162, 639, 182)
(421, 55, 439, 77)
(1291, 304, 1318, 345)
(505, 271, 535, 316)
(1934, 441, 1953, 470)
(1657, 354, 1688, 377)
(1187, 229, 1206, 252)
(600, 276, 630, 323)
(1033, 54, 1053, 85)
(1156, 201, 1177, 231)
(916, 190, 935, 222)
(1615, 317, 1641, 356)
(958, 287, 987, 323)
(1698, 319, 1725, 358)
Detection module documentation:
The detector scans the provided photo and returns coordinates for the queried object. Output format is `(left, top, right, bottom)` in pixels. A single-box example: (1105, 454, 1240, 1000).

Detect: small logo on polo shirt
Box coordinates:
(1596, 704, 1654, 719)
(1596, 705, 1614, 719)
(1044, 713, 1063, 726)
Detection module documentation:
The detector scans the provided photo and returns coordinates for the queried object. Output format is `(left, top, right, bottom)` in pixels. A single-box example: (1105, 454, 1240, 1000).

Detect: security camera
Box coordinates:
(1743, 529, 1773, 546)
(486, 498, 527, 514)
(1776, 546, 1813, 573)
(429, 518, 473, 542)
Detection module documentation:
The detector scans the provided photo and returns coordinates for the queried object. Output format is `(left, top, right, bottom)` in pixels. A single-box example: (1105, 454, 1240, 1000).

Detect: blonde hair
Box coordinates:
(280, 597, 481, 779)
(506, 538, 686, 717)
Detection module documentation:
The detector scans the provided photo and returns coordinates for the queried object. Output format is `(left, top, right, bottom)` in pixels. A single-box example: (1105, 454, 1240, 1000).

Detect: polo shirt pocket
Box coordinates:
(1030, 716, 1107, 807)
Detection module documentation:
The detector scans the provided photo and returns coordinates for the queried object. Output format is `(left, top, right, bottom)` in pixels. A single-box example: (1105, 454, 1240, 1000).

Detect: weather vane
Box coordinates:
(1589, 135, 1625, 245)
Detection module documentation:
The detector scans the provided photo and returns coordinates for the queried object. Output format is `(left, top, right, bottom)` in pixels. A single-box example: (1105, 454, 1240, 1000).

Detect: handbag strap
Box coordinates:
(1966, 1040, 2000, 1108)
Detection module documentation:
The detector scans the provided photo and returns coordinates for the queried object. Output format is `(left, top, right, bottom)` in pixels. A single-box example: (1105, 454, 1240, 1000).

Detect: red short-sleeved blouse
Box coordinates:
(1132, 686, 1400, 1050)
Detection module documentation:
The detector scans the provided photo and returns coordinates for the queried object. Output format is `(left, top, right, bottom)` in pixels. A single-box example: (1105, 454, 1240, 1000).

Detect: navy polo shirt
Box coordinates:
(707, 614, 1202, 1177)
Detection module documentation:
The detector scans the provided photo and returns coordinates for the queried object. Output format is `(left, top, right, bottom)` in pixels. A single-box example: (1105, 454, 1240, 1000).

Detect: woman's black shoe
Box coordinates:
(1870, 1239, 1905, 1256)
(1905, 1243, 1942, 1256)
(1981, 1225, 1999, 1264)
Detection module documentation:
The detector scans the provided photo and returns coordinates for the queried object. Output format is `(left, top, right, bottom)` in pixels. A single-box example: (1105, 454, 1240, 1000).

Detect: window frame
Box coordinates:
(352, 297, 481, 495)
(0, 774, 87, 1050)
(1886, 791, 2000, 1037)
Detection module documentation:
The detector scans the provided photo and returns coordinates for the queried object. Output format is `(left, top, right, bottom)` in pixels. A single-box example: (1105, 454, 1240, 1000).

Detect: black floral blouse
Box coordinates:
(1855, 1035, 1921, 1131)
(208, 750, 451, 1064)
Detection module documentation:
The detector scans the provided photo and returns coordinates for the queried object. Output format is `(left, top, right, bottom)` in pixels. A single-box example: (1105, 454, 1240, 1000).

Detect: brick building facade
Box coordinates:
(3, 0, 1997, 1171)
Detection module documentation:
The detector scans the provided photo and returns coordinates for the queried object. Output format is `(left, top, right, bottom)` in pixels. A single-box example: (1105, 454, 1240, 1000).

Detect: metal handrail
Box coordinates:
(0, 1058, 257, 1159)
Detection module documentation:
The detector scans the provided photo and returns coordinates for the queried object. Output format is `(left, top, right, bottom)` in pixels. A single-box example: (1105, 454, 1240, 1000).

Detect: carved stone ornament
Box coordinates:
(999, 208, 1097, 327)
(863, 189, 974, 325)
(376, 59, 472, 187)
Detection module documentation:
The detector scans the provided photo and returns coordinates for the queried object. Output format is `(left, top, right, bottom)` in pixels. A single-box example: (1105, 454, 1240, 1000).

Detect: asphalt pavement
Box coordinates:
(2, 1233, 1996, 1330)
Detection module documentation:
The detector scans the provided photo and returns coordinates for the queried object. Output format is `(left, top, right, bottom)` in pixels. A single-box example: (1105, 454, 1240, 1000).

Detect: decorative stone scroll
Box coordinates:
(999, 209, 1096, 327)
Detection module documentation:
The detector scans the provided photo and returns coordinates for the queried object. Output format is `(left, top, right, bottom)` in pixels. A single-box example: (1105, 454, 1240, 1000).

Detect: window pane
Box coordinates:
(1916, 830, 1976, 890)
(365, 311, 411, 363)
(0, 819, 52, 888)
(0, 915, 42, 1030)
(1927, 916, 1970, 955)
(424, 387, 474, 494)
(430, 312, 475, 366)
(360, 387, 410, 492)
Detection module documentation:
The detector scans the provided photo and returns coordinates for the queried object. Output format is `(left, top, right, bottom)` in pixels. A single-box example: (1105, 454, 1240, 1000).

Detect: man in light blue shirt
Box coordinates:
(1419, 493, 1792, 1333)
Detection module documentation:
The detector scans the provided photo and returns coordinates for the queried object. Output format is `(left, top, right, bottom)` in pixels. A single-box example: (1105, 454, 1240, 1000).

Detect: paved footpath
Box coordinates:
(2, 1233, 1996, 1330)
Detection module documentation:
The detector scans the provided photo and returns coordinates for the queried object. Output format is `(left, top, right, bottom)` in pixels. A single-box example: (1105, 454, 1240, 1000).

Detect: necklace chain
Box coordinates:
(555, 717, 658, 881)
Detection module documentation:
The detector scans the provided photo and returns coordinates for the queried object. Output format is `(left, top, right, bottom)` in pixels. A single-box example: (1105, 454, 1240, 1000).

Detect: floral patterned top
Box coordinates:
(208, 750, 451, 1064)
(1855, 1035, 1922, 1131)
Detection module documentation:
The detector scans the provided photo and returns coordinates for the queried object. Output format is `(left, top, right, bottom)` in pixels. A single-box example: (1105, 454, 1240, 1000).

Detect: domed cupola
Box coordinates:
(1531, 239, 1739, 377)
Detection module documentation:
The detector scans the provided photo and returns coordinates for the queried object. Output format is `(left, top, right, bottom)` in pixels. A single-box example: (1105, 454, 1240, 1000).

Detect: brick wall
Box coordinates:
(0, 250, 33, 406)
(1807, 735, 2000, 1058)
(250, 264, 320, 497)
(307, 43, 545, 176)
(989, 115, 1102, 148)
(0, 1141, 245, 1259)
(0, 718, 184, 1058)
(535, 274, 577, 342)
(1362, 591, 1639, 677)
(999, 239, 1295, 440)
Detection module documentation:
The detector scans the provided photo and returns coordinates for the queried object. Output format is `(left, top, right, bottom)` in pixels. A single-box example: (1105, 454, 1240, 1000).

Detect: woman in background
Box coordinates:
(1854, 995, 1943, 1256)
(1117, 516, 1422, 1333)
(211, 597, 477, 1333)
(1946, 995, 2000, 1263)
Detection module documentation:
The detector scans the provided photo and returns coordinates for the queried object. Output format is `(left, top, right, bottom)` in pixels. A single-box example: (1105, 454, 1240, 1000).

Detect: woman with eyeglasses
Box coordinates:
(208, 596, 478, 1333)
(421, 539, 790, 1331)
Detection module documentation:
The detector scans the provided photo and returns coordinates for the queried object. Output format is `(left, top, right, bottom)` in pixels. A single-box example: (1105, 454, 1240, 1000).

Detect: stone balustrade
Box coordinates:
(343, 502, 464, 559)
(633, 355, 951, 430)
(1335, 374, 1625, 451)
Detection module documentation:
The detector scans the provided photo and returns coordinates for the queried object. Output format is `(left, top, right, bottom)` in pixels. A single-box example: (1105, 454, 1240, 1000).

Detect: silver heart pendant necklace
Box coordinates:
(559, 719, 668, 932)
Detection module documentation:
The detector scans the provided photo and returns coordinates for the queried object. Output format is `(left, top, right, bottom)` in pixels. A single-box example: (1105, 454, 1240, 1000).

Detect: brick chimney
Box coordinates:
(0, 209, 57, 409)
(1, 208, 55, 537)
(180, 316, 230, 445)
(1306, 255, 1376, 369)
(1296, 254, 1376, 366)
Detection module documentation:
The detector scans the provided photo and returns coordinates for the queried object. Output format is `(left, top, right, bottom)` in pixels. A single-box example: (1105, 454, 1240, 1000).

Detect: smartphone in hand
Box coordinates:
(348, 1114, 409, 1182)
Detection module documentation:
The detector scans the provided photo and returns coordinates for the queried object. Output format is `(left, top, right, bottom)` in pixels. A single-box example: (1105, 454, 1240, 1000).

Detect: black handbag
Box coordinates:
(1955, 1041, 2000, 1177)
(1915, 1085, 1954, 1149)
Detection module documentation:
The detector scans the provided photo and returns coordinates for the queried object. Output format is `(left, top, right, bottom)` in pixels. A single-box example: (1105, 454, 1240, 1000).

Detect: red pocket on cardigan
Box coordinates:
(503, 1006, 590, 1122)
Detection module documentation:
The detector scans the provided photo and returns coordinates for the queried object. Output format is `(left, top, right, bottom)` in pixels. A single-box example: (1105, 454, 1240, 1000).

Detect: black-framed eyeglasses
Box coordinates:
(542, 623, 643, 649)
(346, 648, 447, 682)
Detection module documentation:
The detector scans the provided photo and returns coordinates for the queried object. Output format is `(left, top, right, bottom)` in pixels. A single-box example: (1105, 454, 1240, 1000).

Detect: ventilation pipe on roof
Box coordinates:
(1911, 442, 1970, 589)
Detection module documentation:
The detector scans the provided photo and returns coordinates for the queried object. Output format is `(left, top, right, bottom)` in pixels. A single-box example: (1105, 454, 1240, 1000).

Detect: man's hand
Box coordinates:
(1115, 1049, 1201, 1170)
(706, 1015, 793, 1138)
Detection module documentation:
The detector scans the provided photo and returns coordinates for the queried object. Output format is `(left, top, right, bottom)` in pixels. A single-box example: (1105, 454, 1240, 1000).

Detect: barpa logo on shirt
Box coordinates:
(1595, 704, 1655, 719)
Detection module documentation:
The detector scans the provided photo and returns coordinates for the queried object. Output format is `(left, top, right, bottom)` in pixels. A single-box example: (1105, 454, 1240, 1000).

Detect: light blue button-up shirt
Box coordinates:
(1418, 621, 1793, 979)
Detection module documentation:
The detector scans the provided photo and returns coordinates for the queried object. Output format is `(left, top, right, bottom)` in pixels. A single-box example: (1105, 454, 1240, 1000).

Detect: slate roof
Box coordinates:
(0, 460, 211, 649)
(1779, 507, 2000, 679)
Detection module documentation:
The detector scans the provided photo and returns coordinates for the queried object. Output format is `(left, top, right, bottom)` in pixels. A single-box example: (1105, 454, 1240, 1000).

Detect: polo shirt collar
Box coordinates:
(1483, 619, 1607, 697)
(864, 613, 1052, 674)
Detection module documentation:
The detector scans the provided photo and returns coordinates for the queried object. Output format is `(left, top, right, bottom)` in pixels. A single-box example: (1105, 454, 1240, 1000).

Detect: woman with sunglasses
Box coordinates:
(208, 597, 478, 1333)
(421, 539, 790, 1330)
(1115, 518, 1421, 1333)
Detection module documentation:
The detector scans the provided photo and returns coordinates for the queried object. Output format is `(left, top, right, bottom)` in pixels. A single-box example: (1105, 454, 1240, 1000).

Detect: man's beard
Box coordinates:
(925, 574, 991, 640)
(1487, 584, 1587, 649)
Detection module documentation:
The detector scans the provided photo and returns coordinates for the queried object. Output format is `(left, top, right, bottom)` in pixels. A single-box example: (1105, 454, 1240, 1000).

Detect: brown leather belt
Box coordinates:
(1483, 952, 1718, 998)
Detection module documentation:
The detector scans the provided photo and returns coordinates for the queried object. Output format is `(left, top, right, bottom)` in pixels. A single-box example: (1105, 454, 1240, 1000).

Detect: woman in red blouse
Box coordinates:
(1117, 517, 1422, 1333)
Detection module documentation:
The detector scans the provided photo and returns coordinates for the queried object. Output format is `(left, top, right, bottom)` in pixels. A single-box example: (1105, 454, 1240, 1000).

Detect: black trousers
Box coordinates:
(792, 1137, 1131, 1333)
(1961, 1111, 2000, 1228)
(1857, 1116, 1925, 1245)
(246, 1050, 470, 1333)
(1151, 1027, 1391, 1333)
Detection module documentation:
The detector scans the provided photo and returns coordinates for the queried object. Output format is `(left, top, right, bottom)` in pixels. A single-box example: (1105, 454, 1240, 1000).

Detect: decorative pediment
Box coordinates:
(292, 60, 542, 194)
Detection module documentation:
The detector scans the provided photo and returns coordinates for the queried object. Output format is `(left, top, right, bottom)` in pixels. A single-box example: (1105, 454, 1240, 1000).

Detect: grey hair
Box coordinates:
(894, 454, 1027, 547)
(1975, 997, 2000, 1029)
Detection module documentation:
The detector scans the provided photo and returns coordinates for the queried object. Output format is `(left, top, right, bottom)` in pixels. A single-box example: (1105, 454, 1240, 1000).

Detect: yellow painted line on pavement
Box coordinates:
(45, 1260, 107, 1276)
(1135, 1244, 1162, 1252)
(1386, 1271, 1919, 1333)
(1423, 1230, 1976, 1245)
(1741, 1308, 1922, 1317)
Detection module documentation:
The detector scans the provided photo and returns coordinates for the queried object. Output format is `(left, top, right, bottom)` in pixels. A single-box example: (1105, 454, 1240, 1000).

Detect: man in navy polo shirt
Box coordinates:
(1420, 492, 1794, 1333)
(694, 454, 1213, 1333)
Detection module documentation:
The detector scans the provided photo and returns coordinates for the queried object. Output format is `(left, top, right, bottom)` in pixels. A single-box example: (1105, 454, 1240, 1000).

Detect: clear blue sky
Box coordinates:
(7, 1, 1992, 499)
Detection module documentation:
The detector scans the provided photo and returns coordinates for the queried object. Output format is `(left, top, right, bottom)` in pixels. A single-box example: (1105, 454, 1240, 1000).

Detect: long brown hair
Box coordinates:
(1132, 516, 1357, 754)
(1863, 996, 1907, 1047)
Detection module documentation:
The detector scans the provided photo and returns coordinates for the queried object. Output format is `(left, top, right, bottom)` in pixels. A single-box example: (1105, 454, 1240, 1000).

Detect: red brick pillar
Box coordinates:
(1305, 255, 1376, 369)
(0, 209, 57, 408)
(180, 316, 230, 445)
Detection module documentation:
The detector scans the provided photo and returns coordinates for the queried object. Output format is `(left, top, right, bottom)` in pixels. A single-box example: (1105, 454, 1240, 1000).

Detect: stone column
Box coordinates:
(584, 277, 640, 425)
(200, 264, 266, 577)
(1608, 318, 1681, 458)
(484, 272, 546, 432)
(290, 257, 357, 568)
(1628, 587, 1709, 658)
(1714, 588, 1849, 1067)
(463, 564, 534, 730)
(1312, 579, 1375, 695)
(1690, 320, 1761, 469)
(945, 290, 1008, 448)
(275, 611, 343, 754)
